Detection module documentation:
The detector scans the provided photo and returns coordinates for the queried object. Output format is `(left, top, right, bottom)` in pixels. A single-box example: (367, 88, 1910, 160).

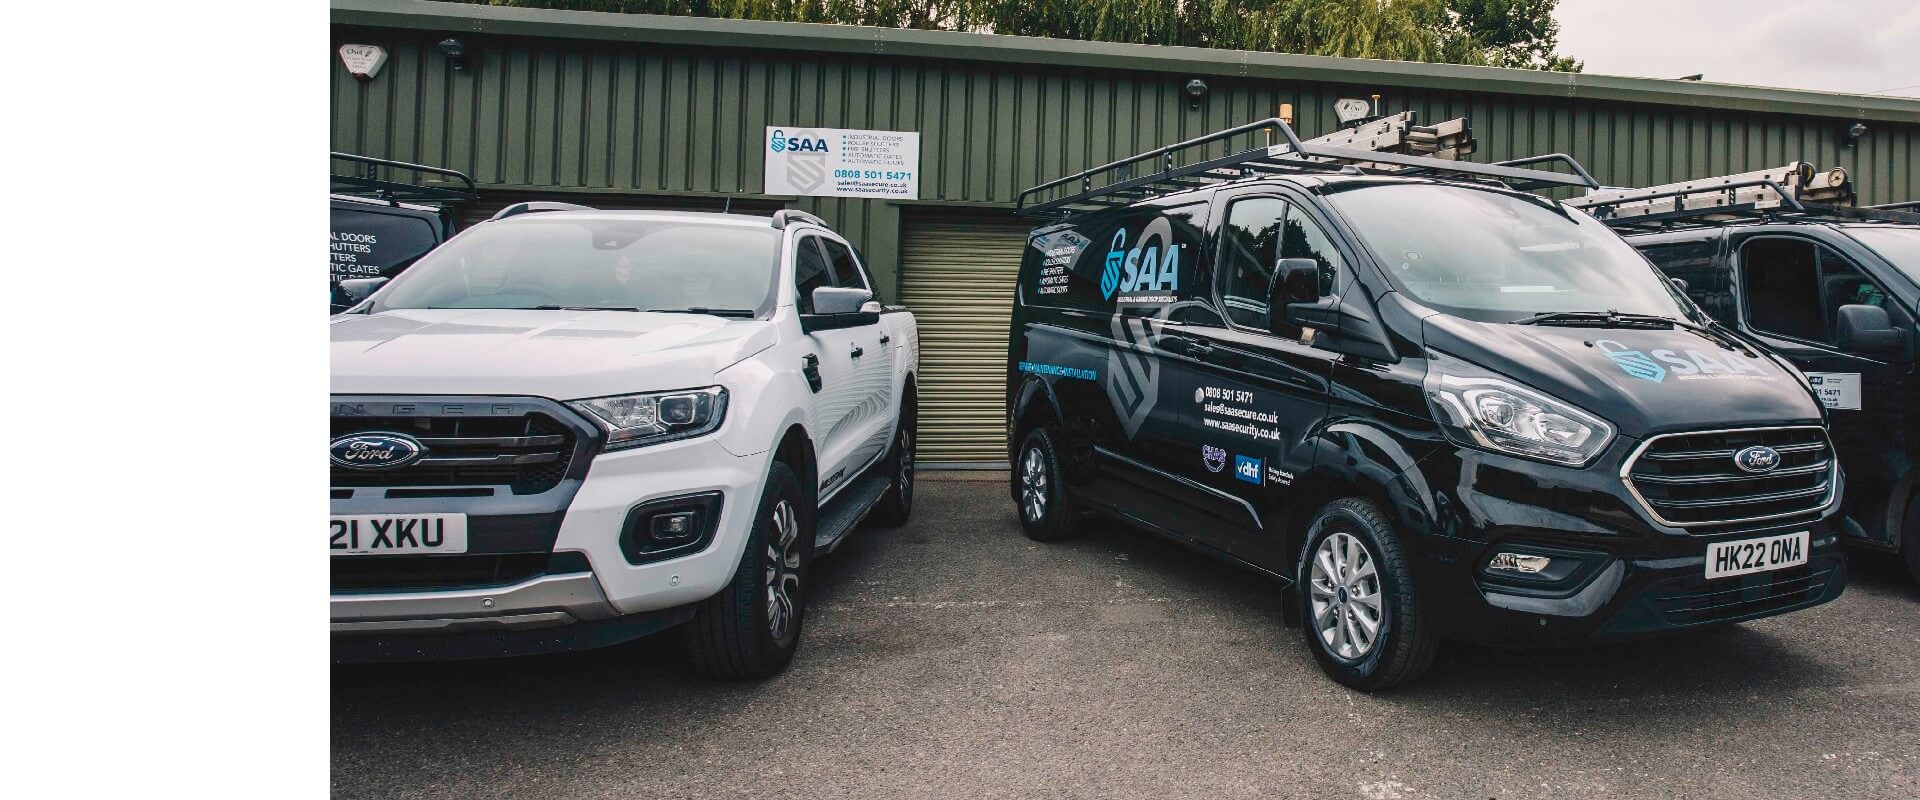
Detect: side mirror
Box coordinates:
(802, 286, 880, 332)
(1835, 304, 1905, 353)
(1267, 258, 1321, 335)
(335, 277, 389, 308)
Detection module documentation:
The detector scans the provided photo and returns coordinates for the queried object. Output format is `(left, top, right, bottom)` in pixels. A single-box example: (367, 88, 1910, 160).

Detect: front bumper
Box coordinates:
(331, 411, 773, 659)
(1405, 435, 1849, 647)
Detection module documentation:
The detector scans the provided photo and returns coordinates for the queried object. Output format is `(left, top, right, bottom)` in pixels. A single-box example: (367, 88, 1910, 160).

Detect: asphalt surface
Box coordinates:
(333, 475, 1920, 799)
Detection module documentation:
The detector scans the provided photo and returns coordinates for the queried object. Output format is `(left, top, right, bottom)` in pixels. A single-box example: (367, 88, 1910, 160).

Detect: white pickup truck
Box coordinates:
(329, 205, 918, 678)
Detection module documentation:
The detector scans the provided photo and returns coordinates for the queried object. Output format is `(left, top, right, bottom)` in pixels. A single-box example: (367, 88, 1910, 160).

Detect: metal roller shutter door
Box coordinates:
(898, 213, 1029, 466)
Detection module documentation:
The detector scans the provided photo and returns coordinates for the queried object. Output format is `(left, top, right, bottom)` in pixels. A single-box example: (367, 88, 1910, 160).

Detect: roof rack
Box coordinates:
(490, 201, 596, 221)
(1569, 163, 1920, 231)
(1014, 116, 1597, 220)
(331, 152, 479, 204)
(770, 209, 827, 229)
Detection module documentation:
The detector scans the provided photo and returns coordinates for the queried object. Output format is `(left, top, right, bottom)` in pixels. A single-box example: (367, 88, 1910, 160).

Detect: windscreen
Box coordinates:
(375, 217, 781, 313)
(1325, 184, 1689, 322)
(1846, 227, 1920, 285)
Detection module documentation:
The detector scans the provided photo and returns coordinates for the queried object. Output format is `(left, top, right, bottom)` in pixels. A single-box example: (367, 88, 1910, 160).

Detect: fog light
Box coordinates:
(1489, 552, 1552, 574)
(652, 511, 699, 543)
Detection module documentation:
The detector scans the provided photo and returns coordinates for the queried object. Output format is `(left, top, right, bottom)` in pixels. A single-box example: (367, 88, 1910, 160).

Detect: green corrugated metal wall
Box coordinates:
(331, 28, 1919, 299)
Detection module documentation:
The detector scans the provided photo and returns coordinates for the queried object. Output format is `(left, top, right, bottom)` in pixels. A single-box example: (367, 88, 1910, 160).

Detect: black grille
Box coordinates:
(1647, 564, 1835, 626)
(331, 552, 589, 592)
(331, 412, 577, 495)
(1625, 426, 1833, 528)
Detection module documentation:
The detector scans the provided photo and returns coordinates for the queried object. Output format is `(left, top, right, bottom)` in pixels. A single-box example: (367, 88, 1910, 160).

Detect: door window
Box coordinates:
(1740, 237, 1885, 345)
(820, 238, 870, 292)
(794, 235, 835, 313)
(1281, 203, 1344, 297)
(1217, 196, 1291, 330)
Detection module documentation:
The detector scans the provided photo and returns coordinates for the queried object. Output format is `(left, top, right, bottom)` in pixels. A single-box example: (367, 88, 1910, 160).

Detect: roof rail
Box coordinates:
(331, 152, 478, 204)
(489, 201, 597, 221)
(1570, 163, 1920, 231)
(1014, 116, 1597, 220)
(770, 209, 827, 229)
(1869, 200, 1920, 211)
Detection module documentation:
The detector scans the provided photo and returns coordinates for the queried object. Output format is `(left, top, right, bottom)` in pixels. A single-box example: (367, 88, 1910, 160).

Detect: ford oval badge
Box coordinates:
(330, 432, 426, 470)
(1732, 445, 1781, 474)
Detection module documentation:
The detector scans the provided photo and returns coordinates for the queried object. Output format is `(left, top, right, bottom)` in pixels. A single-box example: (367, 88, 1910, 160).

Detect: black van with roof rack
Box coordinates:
(1004, 118, 1847, 690)
(1575, 164, 1920, 585)
(330, 152, 477, 313)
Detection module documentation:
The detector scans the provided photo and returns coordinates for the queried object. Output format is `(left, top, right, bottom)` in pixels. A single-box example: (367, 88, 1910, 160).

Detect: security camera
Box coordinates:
(438, 38, 468, 71)
(1845, 122, 1869, 147)
(1185, 78, 1209, 109)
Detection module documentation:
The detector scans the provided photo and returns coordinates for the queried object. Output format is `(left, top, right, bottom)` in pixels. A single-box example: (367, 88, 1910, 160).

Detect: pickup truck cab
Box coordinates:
(1005, 120, 1846, 690)
(1621, 211, 1920, 584)
(330, 206, 919, 678)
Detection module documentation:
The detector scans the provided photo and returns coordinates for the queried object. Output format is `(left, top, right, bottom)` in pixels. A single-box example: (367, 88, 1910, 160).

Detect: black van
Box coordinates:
(330, 153, 476, 312)
(1579, 176, 1920, 584)
(1005, 120, 1848, 690)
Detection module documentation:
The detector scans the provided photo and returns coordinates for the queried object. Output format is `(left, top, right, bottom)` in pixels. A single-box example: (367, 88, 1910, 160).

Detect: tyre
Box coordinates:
(685, 461, 813, 679)
(1296, 497, 1438, 691)
(868, 393, 916, 528)
(1014, 427, 1079, 541)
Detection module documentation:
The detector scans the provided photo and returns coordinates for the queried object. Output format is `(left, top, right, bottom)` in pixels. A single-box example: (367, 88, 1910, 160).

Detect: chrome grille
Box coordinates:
(1622, 426, 1834, 529)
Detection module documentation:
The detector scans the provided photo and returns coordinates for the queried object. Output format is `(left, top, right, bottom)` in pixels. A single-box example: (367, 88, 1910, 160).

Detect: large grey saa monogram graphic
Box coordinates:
(1107, 312, 1162, 440)
(785, 128, 828, 193)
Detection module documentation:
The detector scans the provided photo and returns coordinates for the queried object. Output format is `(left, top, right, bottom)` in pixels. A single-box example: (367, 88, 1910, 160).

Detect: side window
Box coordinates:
(1740, 237, 1883, 344)
(793, 235, 834, 314)
(820, 238, 870, 292)
(1280, 203, 1343, 297)
(1216, 196, 1290, 330)
(1018, 201, 1210, 318)
(1639, 238, 1732, 323)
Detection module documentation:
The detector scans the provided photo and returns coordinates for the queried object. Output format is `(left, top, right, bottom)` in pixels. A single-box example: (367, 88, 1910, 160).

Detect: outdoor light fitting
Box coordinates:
(439, 38, 469, 71)
(1845, 122, 1869, 147)
(1185, 78, 1209, 109)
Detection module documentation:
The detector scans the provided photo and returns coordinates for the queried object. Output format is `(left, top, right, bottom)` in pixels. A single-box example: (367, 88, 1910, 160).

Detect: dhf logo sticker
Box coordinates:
(1234, 455, 1263, 485)
(1595, 339, 1666, 383)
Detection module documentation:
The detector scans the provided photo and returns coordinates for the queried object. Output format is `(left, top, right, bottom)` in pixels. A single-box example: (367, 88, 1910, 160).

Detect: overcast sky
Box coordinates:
(1553, 0, 1920, 98)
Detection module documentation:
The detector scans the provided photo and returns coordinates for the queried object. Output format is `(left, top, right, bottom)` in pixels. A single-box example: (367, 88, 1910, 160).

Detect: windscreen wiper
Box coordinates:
(1515, 310, 1757, 356)
(531, 305, 645, 312)
(1512, 310, 1673, 328)
(647, 307, 758, 318)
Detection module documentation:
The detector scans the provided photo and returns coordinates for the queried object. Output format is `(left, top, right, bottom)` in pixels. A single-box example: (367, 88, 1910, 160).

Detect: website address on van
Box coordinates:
(1203, 416, 1281, 440)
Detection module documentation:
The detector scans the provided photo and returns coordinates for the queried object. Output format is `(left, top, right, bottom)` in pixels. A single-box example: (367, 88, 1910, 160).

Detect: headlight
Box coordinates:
(1423, 352, 1613, 467)
(569, 387, 728, 450)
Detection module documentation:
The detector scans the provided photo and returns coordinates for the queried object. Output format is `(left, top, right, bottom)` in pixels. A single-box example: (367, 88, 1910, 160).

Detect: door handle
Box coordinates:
(1172, 338, 1213, 357)
(850, 346, 865, 359)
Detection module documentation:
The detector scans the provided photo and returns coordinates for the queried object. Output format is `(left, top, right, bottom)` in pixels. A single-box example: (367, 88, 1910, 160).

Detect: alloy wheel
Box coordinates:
(764, 499, 802, 642)
(1020, 445, 1048, 523)
(1308, 531, 1384, 661)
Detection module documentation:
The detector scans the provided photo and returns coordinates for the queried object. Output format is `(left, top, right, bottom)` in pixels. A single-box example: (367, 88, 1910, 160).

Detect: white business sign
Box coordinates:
(765, 126, 919, 199)
(1803, 371, 1862, 410)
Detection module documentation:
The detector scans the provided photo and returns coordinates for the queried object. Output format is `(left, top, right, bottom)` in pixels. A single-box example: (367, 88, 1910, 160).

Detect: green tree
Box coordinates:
(459, 0, 1581, 71)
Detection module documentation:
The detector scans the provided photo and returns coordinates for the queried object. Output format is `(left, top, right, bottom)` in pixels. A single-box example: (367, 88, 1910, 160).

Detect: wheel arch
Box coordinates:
(1276, 421, 1442, 624)
(1008, 375, 1065, 461)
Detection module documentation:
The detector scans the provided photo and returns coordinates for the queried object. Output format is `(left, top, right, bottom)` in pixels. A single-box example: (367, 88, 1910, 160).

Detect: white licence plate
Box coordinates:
(1704, 531, 1808, 580)
(330, 514, 468, 555)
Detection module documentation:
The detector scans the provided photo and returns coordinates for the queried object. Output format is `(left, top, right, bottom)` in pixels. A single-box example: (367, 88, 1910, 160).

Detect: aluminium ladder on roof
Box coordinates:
(1568, 162, 1920, 231)
(1014, 116, 1598, 220)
